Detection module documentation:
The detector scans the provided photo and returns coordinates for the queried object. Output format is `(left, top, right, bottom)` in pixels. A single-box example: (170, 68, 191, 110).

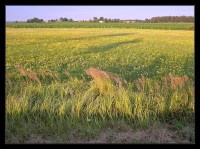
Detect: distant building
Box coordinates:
(79, 20, 87, 22)
(99, 21, 104, 23)
(121, 20, 136, 23)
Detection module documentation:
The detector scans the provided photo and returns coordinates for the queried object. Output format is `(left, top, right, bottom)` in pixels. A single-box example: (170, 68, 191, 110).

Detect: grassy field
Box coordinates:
(6, 22, 194, 30)
(6, 27, 194, 143)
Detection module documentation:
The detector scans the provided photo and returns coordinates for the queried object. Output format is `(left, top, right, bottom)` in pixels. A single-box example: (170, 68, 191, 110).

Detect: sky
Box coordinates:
(6, 6, 194, 21)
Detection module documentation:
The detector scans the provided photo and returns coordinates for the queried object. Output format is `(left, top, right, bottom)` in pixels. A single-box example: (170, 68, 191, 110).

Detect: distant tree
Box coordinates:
(108, 18, 112, 22)
(59, 17, 68, 22)
(150, 17, 159, 23)
(63, 18, 68, 22)
(104, 18, 108, 22)
(93, 17, 98, 22)
(99, 17, 104, 21)
(145, 18, 149, 23)
(69, 18, 73, 22)
(59, 17, 64, 22)
(27, 17, 44, 23)
(113, 18, 120, 22)
(48, 19, 58, 22)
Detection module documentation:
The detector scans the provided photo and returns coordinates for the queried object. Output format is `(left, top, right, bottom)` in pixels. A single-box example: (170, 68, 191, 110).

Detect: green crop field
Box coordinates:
(6, 22, 194, 30)
(6, 27, 194, 143)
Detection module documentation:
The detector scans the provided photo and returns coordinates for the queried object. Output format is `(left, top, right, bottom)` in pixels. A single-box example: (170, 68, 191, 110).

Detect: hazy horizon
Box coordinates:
(6, 6, 194, 22)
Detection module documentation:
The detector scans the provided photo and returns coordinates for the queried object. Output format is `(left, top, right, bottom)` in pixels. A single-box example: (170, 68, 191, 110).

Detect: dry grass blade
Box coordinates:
(86, 67, 111, 82)
(15, 65, 41, 85)
(135, 76, 146, 92)
(85, 67, 126, 90)
(162, 73, 191, 90)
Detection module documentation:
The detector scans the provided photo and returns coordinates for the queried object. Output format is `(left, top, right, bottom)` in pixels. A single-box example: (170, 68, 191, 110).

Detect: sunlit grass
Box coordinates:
(6, 28, 194, 143)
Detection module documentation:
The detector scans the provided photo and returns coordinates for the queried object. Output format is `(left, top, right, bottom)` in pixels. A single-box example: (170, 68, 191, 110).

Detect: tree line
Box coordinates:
(92, 16, 194, 23)
(146, 16, 194, 23)
(27, 18, 44, 23)
(26, 17, 73, 23)
(25, 16, 194, 23)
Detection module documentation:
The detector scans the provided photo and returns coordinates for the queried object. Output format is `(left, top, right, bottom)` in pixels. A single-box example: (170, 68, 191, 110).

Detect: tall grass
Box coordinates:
(6, 66, 194, 128)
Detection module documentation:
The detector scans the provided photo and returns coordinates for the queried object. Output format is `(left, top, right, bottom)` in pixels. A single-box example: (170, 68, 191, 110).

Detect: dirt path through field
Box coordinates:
(24, 124, 193, 144)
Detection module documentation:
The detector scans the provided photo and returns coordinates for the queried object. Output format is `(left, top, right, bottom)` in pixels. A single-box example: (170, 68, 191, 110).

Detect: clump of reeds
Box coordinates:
(135, 76, 156, 95)
(85, 67, 126, 94)
(162, 73, 190, 90)
(84, 67, 132, 118)
(135, 73, 192, 94)
(15, 65, 40, 85)
(135, 76, 147, 92)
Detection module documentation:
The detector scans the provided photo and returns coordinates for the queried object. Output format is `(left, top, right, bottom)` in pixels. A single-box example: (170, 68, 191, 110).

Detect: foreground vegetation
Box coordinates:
(6, 28, 194, 143)
(6, 22, 194, 30)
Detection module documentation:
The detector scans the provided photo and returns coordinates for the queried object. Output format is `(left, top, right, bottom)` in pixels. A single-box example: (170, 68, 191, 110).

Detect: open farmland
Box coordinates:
(6, 27, 194, 143)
